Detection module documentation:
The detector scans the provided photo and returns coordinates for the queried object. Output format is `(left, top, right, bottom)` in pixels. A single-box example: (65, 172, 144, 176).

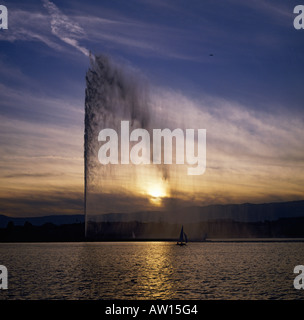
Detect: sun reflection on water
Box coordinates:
(136, 242, 177, 299)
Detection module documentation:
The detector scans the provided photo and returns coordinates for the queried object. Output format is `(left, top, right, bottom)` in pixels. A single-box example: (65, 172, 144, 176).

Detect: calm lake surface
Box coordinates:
(1, 241, 304, 300)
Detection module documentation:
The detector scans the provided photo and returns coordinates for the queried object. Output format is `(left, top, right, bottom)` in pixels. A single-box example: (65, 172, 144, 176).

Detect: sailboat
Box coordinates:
(176, 225, 188, 246)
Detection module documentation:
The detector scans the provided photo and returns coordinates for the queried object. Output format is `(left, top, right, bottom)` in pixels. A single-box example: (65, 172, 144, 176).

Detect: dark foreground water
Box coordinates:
(0, 241, 304, 300)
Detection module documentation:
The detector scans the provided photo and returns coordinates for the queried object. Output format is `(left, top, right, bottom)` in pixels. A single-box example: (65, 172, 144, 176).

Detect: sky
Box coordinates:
(0, 0, 304, 217)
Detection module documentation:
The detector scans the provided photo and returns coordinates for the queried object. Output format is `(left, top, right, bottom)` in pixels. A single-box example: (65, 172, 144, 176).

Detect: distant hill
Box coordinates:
(1, 200, 304, 229)
(0, 214, 84, 228)
(95, 200, 304, 224)
(1, 200, 304, 241)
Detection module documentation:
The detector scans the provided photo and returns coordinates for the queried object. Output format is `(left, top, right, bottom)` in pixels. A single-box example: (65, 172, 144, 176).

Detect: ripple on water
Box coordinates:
(0, 241, 304, 300)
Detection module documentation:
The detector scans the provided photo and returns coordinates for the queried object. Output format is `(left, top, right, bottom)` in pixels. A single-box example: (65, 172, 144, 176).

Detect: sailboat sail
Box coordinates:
(177, 226, 187, 245)
(179, 226, 184, 242)
(183, 232, 188, 243)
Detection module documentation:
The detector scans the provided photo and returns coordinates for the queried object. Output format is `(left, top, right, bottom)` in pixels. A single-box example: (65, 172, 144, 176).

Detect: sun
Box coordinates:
(148, 186, 166, 199)
(146, 181, 168, 205)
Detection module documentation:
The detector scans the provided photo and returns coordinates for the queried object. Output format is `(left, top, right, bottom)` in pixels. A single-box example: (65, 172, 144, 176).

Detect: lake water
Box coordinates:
(0, 241, 304, 300)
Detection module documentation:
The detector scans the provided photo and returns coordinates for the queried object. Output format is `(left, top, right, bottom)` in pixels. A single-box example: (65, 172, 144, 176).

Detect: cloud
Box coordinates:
(0, 2, 89, 57)
(3, 172, 63, 179)
(0, 82, 83, 125)
(0, 9, 64, 51)
(0, 0, 296, 63)
(1, 78, 303, 216)
(0, 190, 84, 217)
(0, 91, 84, 211)
(74, 14, 200, 60)
(42, 0, 90, 56)
(0, 58, 32, 85)
(227, 0, 294, 21)
(145, 87, 304, 204)
(0, 2, 204, 61)
(152, 88, 304, 165)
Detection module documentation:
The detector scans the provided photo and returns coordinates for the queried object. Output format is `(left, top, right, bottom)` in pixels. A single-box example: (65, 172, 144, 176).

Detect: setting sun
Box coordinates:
(148, 187, 165, 199)
(146, 180, 169, 205)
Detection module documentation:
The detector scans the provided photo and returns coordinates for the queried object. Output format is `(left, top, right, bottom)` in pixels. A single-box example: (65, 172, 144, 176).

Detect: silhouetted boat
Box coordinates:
(176, 225, 188, 246)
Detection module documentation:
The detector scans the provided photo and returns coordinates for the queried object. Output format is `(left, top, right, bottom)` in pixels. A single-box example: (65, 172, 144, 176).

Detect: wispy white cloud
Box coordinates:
(0, 2, 89, 57)
(0, 111, 83, 199)
(0, 1, 202, 61)
(0, 82, 83, 126)
(42, 0, 90, 56)
(227, 0, 294, 21)
(148, 87, 304, 203)
(0, 8, 66, 53)
(0, 0, 296, 62)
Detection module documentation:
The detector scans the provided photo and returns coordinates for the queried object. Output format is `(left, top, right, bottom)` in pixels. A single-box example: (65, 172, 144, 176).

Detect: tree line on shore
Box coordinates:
(0, 216, 304, 241)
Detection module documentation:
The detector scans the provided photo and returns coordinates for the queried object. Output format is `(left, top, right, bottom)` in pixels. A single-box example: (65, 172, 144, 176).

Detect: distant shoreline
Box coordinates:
(1, 216, 304, 242)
